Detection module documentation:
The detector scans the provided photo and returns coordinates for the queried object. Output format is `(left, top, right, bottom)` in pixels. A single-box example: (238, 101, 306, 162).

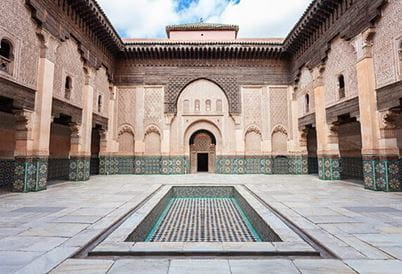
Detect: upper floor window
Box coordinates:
(97, 94, 102, 113)
(205, 99, 211, 111)
(338, 74, 345, 99)
(398, 40, 402, 76)
(183, 99, 189, 113)
(216, 99, 222, 112)
(0, 39, 13, 74)
(195, 99, 200, 112)
(305, 94, 310, 113)
(64, 76, 72, 100)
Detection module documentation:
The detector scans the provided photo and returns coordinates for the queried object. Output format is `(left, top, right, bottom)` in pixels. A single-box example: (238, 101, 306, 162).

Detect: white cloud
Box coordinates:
(97, 0, 312, 38)
(215, 0, 311, 37)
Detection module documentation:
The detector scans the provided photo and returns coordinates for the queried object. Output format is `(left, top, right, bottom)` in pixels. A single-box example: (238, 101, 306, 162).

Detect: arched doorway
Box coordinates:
(190, 130, 216, 173)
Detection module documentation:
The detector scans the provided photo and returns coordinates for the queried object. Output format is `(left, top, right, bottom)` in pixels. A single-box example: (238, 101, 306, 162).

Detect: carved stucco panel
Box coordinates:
(144, 87, 164, 133)
(243, 87, 262, 131)
(117, 88, 136, 134)
(323, 37, 358, 106)
(94, 67, 110, 117)
(0, 0, 40, 89)
(373, 0, 402, 88)
(297, 67, 315, 118)
(54, 38, 84, 108)
(270, 87, 288, 133)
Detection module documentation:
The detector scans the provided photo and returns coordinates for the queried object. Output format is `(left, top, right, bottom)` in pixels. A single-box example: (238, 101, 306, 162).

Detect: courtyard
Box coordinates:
(0, 175, 402, 273)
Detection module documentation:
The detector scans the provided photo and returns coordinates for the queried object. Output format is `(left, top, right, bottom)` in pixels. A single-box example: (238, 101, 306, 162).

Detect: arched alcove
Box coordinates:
(189, 129, 216, 173)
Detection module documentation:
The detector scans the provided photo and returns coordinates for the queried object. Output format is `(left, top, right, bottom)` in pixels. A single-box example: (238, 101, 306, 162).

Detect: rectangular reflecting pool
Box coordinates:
(89, 185, 319, 256)
(130, 186, 281, 243)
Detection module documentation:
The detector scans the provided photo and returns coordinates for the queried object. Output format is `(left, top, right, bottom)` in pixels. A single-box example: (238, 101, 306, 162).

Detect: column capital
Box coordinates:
(353, 27, 376, 61)
(164, 113, 175, 125)
(69, 122, 82, 140)
(378, 109, 400, 139)
(36, 30, 60, 62)
(83, 66, 97, 87)
(312, 64, 326, 88)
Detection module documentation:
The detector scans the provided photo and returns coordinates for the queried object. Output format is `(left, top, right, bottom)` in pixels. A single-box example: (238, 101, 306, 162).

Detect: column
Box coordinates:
(289, 86, 308, 174)
(68, 67, 95, 181)
(313, 65, 341, 180)
(99, 86, 119, 175)
(354, 29, 401, 191)
(13, 31, 58, 192)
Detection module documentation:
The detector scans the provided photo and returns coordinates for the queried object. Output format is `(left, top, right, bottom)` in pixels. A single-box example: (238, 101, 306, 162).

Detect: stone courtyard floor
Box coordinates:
(1, 174, 402, 273)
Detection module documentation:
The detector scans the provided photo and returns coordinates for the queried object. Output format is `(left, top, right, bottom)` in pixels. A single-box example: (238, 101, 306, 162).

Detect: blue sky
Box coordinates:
(97, 0, 312, 38)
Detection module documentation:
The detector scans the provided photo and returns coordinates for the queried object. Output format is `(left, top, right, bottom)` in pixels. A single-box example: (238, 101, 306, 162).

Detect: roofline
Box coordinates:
(89, 0, 124, 46)
(76, 0, 380, 56)
(123, 40, 283, 46)
(165, 23, 240, 38)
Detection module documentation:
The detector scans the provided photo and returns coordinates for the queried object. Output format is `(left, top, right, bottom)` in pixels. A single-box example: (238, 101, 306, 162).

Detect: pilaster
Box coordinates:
(13, 109, 48, 192)
(313, 65, 341, 180)
(68, 123, 90, 181)
(12, 30, 59, 192)
(99, 86, 119, 175)
(353, 29, 401, 191)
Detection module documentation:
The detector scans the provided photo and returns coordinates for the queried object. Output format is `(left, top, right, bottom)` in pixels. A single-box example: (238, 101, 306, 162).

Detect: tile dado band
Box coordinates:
(98, 155, 310, 175)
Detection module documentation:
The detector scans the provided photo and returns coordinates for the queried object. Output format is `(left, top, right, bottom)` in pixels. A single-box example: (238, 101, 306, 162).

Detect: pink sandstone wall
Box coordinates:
(169, 30, 236, 40)
(49, 123, 71, 158)
(0, 112, 15, 158)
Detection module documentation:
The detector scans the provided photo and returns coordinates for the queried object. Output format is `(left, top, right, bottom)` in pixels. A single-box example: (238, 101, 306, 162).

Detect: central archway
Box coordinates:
(189, 130, 216, 173)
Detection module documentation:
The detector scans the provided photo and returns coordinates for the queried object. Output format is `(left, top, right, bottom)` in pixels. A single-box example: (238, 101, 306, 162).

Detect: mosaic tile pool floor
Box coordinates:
(146, 198, 261, 242)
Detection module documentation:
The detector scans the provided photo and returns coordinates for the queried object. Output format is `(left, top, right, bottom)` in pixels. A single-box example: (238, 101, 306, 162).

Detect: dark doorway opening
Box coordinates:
(197, 153, 209, 172)
(90, 126, 101, 175)
(307, 126, 318, 174)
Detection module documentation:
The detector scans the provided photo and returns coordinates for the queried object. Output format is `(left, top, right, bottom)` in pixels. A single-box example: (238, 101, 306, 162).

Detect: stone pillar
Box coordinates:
(233, 115, 244, 155)
(135, 86, 145, 154)
(13, 31, 58, 192)
(67, 67, 95, 181)
(68, 123, 90, 181)
(161, 113, 173, 156)
(313, 66, 341, 180)
(354, 29, 401, 191)
(99, 86, 119, 175)
(289, 87, 308, 175)
(13, 109, 47, 192)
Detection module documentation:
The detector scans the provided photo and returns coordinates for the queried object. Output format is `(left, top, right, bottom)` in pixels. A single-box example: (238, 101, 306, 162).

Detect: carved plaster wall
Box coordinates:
(54, 38, 84, 108)
(323, 36, 358, 106)
(0, 0, 40, 89)
(297, 67, 315, 118)
(94, 66, 110, 118)
(373, 0, 402, 87)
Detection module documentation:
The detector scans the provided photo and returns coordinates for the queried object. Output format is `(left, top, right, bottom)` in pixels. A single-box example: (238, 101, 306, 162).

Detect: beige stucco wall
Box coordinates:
(169, 30, 236, 40)
(174, 79, 234, 155)
(114, 79, 293, 157)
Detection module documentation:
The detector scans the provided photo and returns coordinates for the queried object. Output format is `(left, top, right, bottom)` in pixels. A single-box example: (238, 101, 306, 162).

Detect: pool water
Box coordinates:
(126, 186, 281, 243)
(145, 197, 261, 242)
